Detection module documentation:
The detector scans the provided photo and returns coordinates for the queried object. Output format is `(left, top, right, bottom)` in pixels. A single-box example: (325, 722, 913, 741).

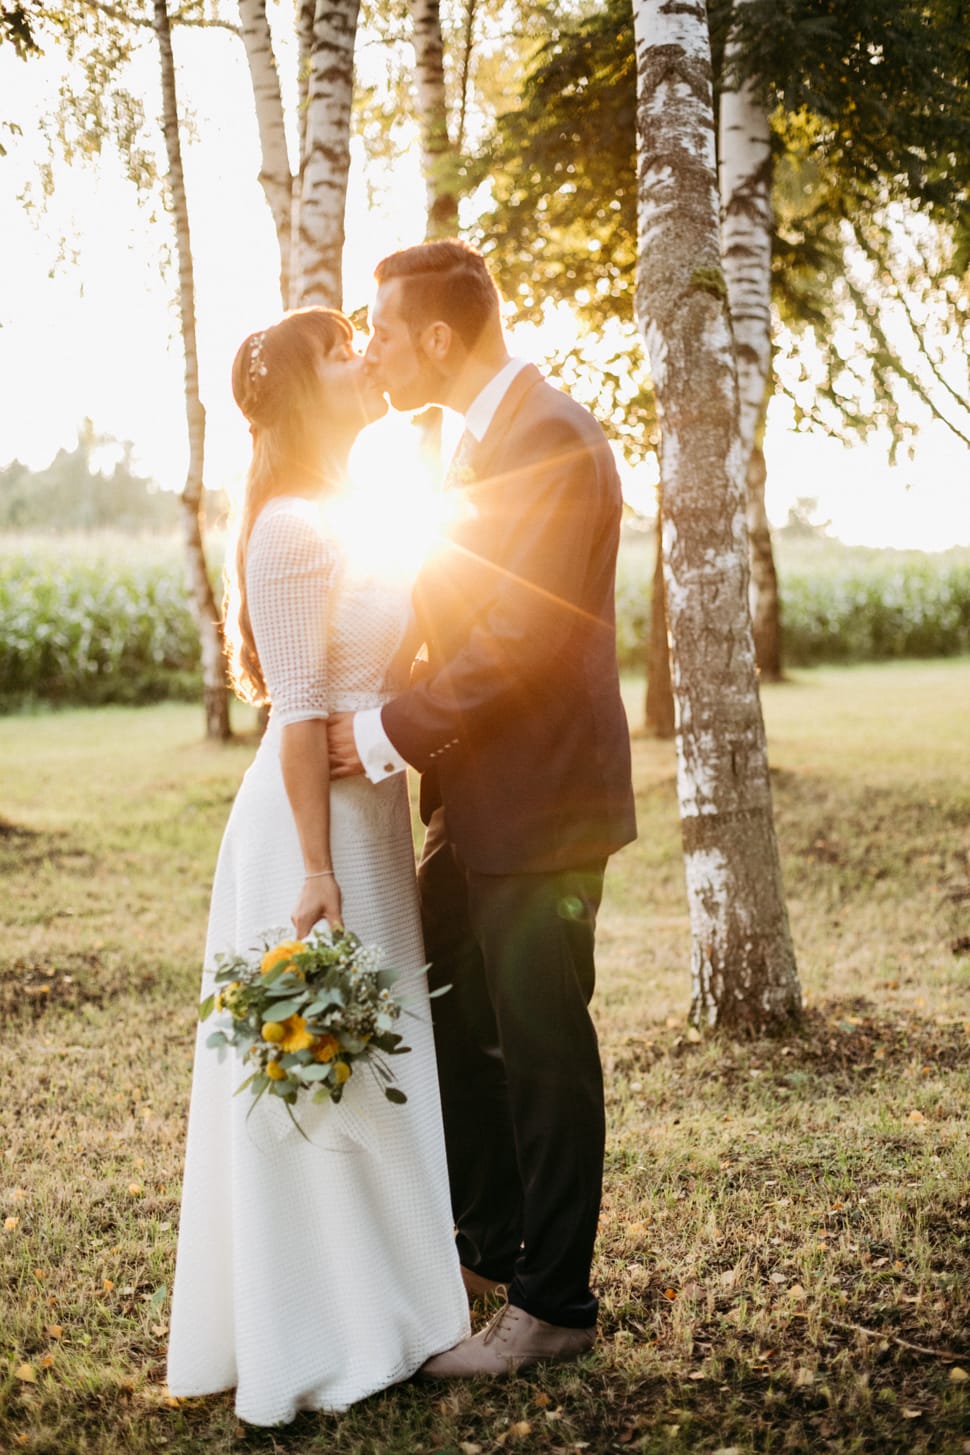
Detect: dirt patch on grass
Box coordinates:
(0, 819, 95, 876)
(612, 997, 970, 1096)
(0, 950, 110, 1018)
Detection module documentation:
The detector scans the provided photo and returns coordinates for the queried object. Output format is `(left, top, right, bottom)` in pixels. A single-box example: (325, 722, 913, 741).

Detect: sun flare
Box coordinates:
(330, 407, 457, 584)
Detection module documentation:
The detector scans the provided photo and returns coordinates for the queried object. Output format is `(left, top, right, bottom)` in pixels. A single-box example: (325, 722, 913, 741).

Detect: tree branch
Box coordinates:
(78, 0, 240, 35)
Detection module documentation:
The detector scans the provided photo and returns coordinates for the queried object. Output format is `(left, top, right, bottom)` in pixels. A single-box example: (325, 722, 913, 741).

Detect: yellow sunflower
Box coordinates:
(312, 1033, 340, 1063)
(279, 1015, 315, 1053)
(260, 939, 306, 975)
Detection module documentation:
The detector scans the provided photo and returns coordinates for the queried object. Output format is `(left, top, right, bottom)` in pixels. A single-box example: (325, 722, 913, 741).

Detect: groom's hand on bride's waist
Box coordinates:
(328, 712, 365, 779)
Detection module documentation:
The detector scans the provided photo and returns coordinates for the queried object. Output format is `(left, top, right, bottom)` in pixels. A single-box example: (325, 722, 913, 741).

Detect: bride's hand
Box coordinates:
(291, 874, 343, 939)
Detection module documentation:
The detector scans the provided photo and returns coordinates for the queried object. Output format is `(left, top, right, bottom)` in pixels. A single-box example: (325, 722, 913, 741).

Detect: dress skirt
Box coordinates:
(167, 717, 469, 1426)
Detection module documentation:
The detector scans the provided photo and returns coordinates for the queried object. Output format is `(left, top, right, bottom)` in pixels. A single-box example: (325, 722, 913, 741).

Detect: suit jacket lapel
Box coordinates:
(469, 364, 544, 481)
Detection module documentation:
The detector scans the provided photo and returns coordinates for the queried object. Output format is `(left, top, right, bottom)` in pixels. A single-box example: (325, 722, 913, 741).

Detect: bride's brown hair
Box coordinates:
(225, 306, 354, 704)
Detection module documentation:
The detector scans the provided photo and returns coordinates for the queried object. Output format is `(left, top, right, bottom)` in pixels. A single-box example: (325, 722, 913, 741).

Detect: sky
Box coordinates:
(1, 15, 968, 553)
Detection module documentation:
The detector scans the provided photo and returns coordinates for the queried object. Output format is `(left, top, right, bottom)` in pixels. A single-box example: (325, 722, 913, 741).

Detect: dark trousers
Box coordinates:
(418, 808, 606, 1329)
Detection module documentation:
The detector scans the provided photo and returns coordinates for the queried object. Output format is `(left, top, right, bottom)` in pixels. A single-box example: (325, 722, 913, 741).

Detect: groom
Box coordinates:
(328, 239, 636, 1376)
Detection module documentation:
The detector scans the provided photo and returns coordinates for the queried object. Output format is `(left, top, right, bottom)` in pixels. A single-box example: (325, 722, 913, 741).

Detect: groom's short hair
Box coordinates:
(374, 239, 501, 351)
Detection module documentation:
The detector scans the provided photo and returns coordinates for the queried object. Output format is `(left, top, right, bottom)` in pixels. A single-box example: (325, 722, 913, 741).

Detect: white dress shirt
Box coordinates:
(353, 358, 528, 782)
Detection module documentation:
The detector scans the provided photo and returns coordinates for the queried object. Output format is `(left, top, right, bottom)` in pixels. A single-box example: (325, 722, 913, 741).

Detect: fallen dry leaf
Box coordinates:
(533, 1392, 552, 1408)
(15, 1363, 37, 1383)
(4, 1216, 19, 1231)
(788, 1283, 807, 1300)
(46, 1325, 63, 1339)
(948, 1366, 969, 1383)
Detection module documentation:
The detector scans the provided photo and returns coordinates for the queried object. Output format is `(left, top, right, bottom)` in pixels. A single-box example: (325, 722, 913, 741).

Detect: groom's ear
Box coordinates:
(418, 320, 455, 364)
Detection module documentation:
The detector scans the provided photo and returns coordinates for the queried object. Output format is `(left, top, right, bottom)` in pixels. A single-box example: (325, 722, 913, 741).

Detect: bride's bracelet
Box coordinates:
(304, 869, 336, 879)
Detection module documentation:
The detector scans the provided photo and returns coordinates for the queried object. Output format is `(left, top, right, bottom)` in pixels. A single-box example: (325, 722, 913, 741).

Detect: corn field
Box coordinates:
(2, 531, 968, 707)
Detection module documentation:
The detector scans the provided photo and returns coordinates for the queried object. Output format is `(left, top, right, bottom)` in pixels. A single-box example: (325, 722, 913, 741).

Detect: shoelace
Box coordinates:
(482, 1302, 515, 1346)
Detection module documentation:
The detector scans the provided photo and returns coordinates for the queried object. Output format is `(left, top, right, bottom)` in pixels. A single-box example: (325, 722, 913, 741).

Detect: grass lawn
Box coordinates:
(1, 660, 968, 1454)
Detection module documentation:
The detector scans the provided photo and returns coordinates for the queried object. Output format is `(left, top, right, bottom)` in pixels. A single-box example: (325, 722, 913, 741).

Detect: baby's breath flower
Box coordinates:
(199, 925, 415, 1128)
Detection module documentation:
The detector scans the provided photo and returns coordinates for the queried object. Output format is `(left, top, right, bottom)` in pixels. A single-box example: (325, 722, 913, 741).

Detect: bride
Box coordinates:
(166, 307, 469, 1426)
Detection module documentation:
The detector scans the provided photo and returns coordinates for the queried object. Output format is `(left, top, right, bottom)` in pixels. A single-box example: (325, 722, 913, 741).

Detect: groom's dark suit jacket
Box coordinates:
(381, 364, 637, 875)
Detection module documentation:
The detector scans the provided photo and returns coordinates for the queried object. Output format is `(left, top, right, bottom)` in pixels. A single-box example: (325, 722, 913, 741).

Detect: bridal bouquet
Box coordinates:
(199, 927, 413, 1128)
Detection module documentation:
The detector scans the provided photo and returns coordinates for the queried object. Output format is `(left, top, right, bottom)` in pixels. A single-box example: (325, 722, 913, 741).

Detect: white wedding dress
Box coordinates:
(167, 496, 469, 1426)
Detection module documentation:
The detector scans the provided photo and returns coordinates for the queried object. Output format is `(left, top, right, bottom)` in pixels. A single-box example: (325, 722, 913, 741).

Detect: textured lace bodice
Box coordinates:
(246, 495, 411, 724)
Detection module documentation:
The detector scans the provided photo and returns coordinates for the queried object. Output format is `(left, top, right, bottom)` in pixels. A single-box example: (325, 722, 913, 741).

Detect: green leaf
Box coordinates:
(295, 1063, 332, 1081)
(147, 1283, 168, 1314)
(428, 983, 453, 999)
(261, 998, 304, 1022)
(206, 1030, 228, 1050)
(312, 1086, 333, 1103)
(340, 1035, 369, 1054)
(198, 994, 215, 1021)
(384, 1088, 408, 1105)
(232, 1071, 259, 1097)
(303, 998, 338, 1018)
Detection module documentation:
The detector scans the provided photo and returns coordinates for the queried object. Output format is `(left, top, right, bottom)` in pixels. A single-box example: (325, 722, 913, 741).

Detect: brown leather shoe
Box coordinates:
(417, 1302, 595, 1379)
(460, 1265, 508, 1301)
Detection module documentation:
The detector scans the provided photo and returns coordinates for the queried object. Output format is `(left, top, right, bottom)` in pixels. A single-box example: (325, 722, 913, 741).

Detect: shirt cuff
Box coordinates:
(353, 707, 408, 783)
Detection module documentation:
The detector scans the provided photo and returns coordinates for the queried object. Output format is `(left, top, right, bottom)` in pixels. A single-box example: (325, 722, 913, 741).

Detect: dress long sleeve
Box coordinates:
(246, 499, 337, 725)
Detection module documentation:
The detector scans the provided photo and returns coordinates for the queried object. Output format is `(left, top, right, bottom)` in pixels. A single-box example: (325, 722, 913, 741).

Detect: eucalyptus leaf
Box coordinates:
(296, 1064, 333, 1081)
(205, 1030, 228, 1049)
(198, 994, 215, 1021)
(303, 999, 337, 1017)
(384, 1088, 408, 1104)
(262, 998, 304, 1022)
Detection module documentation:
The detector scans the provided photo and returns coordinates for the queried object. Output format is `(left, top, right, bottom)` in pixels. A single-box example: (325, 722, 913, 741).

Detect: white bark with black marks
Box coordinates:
(720, 0, 781, 676)
(719, 0, 773, 472)
(154, 0, 230, 740)
(237, 0, 294, 307)
(633, 0, 799, 1034)
(408, 0, 459, 237)
(298, 0, 360, 307)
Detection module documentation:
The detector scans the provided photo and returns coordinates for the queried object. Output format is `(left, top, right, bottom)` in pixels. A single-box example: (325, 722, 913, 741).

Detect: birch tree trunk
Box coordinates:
(297, 0, 360, 307)
(298, 0, 315, 155)
(237, 0, 294, 308)
(747, 430, 783, 679)
(719, 0, 783, 678)
(408, 0, 459, 237)
(632, 0, 799, 1034)
(644, 500, 675, 737)
(719, 0, 772, 470)
(154, 0, 230, 741)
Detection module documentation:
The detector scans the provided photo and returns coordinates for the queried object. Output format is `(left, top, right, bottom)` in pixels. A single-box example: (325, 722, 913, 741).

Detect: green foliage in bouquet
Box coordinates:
(199, 928, 415, 1133)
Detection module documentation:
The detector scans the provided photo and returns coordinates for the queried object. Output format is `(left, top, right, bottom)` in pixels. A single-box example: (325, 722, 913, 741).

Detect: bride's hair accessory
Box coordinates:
(248, 330, 269, 387)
